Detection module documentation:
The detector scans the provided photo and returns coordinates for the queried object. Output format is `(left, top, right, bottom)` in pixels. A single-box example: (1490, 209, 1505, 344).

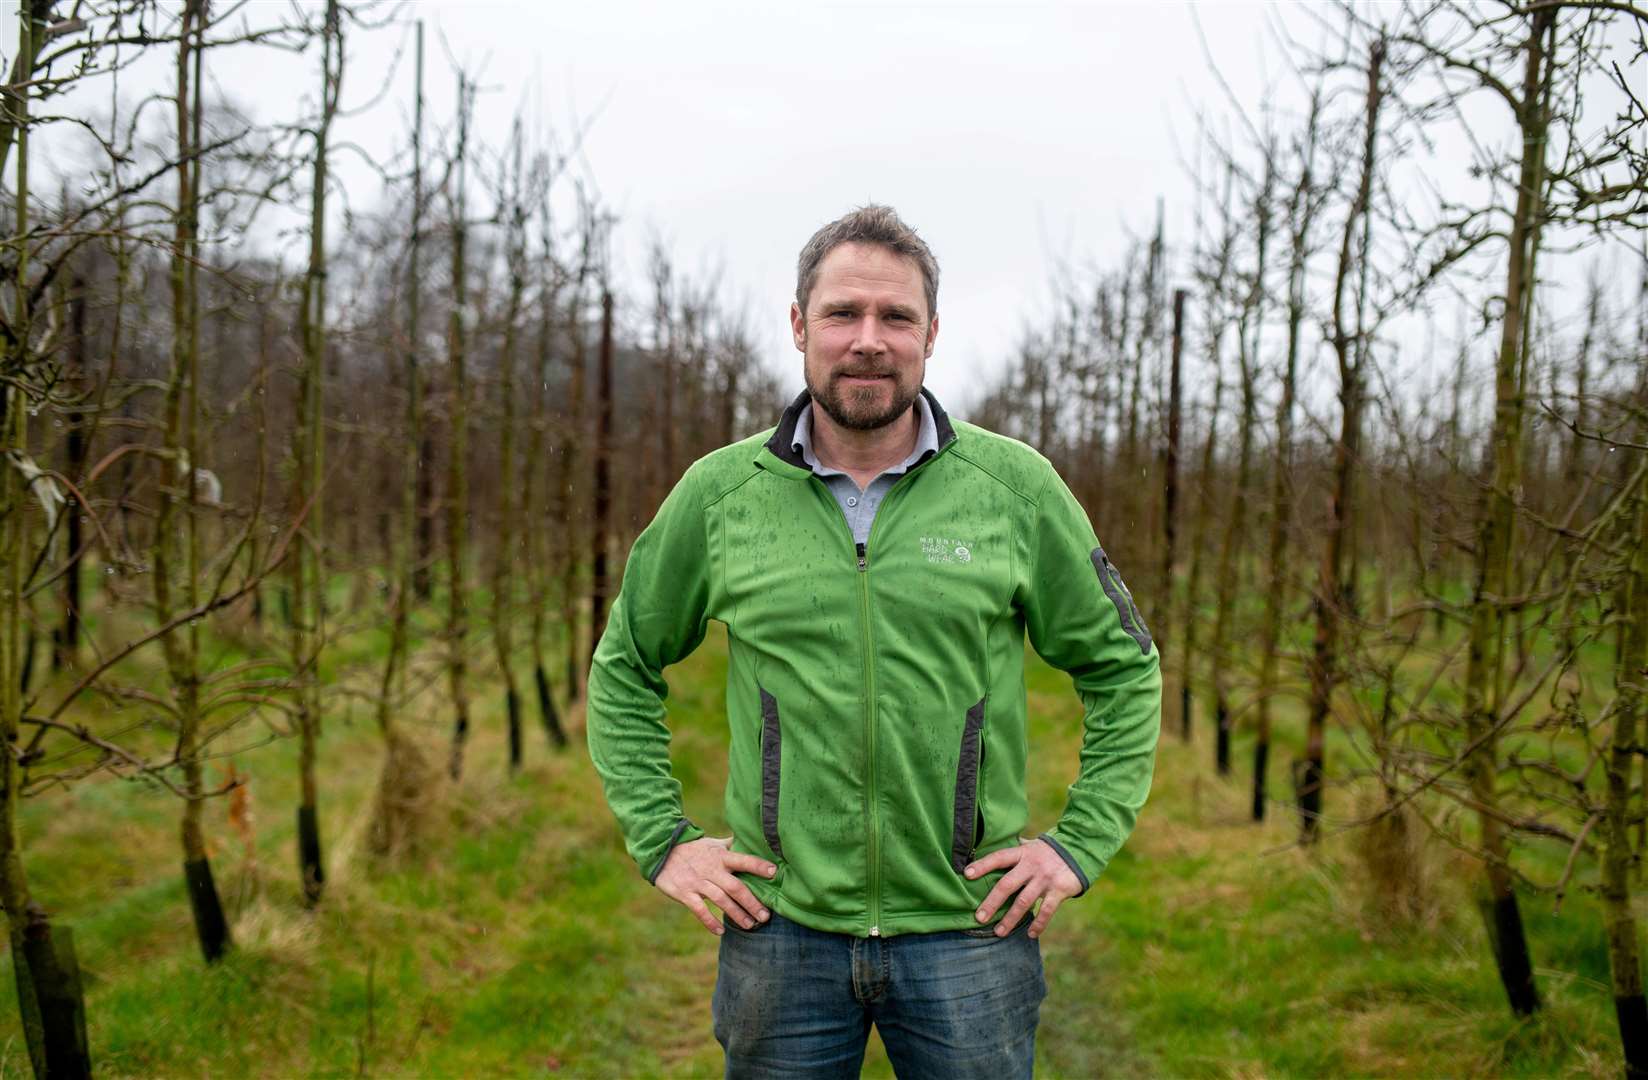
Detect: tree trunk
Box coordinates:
(1459, 11, 1554, 1018)
(446, 74, 474, 781)
(493, 131, 527, 773)
(1301, 39, 1383, 847)
(1180, 181, 1234, 744)
(1256, 107, 1318, 822)
(9, 910, 91, 1080)
(722, 351, 740, 450)
(1604, 466, 1648, 1079)
(1211, 162, 1271, 779)
(560, 227, 590, 704)
(526, 209, 566, 752)
(659, 282, 676, 491)
(293, 0, 340, 906)
(410, 52, 435, 605)
(1, 11, 92, 1065)
(370, 19, 428, 855)
(588, 288, 614, 667)
(160, 0, 231, 961)
(248, 295, 269, 625)
(0, 0, 52, 179)
(53, 277, 88, 672)
(1180, 336, 1223, 744)
(1160, 289, 1185, 737)
(1557, 282, 1600, 662)
(413, 438, 435, 601)
(1634, 274, 1648, 885)
(1133, 210, 1164, 557)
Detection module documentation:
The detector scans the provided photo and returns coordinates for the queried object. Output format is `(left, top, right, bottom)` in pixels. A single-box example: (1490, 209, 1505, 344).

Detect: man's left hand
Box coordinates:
(964, 838, 1082, 940)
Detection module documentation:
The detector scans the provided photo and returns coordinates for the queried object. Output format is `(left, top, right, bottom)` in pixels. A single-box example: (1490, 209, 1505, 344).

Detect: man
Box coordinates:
(588, 205, 1161, 1078)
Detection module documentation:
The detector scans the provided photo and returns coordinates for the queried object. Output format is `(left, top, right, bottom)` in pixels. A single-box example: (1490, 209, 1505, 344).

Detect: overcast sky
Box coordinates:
(20, 0, 1304, 412)
(16, 0, 1643, 421)
(399, 0, 1281, 410)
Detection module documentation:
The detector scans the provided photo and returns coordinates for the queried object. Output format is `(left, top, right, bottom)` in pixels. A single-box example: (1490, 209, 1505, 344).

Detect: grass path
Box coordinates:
(0, 624, 1636, 1077)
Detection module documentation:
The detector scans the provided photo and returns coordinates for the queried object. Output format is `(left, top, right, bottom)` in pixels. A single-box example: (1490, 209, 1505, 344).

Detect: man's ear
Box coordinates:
(790, 301, 806, 352)
(924, 312, 940, 359)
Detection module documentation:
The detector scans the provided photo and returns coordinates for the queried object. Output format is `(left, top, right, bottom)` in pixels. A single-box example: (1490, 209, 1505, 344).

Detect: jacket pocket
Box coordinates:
(759, 687, 785, 861)
(950, 696, 987, 874)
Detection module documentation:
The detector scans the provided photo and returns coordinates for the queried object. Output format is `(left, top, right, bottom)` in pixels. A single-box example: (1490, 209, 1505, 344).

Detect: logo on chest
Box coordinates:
(920, 536, 976, 564)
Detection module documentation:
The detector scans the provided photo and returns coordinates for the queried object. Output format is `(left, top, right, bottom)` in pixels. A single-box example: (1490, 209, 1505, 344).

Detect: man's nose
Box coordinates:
(850, 315, 887, 355)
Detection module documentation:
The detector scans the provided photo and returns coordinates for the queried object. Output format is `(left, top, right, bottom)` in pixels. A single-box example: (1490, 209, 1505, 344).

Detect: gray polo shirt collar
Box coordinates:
(790, 393, 939, 483)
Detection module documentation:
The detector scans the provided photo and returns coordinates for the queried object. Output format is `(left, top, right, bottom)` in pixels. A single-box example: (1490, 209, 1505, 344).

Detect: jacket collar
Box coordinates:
(759, 386, 957, 478)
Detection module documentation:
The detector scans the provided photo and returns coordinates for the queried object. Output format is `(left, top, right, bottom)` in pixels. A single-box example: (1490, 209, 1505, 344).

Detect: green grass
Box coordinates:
(0, 606, 1639, 1078)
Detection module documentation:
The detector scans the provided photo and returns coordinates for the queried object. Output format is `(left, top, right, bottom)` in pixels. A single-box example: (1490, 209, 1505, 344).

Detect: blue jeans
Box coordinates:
(712, 912, 1045, 1079)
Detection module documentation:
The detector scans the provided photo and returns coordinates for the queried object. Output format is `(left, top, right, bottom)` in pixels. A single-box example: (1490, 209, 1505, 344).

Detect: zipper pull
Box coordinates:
(856, 542, 867, 572)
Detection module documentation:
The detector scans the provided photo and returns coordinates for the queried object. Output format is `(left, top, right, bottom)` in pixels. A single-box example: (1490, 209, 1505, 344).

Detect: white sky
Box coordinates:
(13, 0, 1645, 421)
(17, 0, 1292, 411)
(439, 0, 1288, 411)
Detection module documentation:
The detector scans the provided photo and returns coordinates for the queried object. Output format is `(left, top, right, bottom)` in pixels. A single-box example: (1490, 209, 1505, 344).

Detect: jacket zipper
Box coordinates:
(854, 469, 929, 938)
(856, 540, 880, 936)
(809, 437, 960, 939)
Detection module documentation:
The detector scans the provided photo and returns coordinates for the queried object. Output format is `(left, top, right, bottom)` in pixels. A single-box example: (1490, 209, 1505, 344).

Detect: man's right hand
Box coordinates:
(654, 835, 776, 935)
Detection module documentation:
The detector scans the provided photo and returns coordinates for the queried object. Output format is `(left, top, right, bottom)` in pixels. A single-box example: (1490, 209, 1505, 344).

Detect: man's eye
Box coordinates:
(829, 310, 854, 318)
(887, 313, 910, 321)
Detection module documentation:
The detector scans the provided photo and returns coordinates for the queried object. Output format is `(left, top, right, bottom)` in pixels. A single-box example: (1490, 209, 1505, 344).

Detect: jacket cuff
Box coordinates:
(1037, 832, 1091, 897)
(646, 819, 705, 885)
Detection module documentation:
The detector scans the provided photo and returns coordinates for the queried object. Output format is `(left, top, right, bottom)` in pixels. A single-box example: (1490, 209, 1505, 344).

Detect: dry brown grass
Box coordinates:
(364, 730, 443, 861)
(1347, 793, 1449, 932)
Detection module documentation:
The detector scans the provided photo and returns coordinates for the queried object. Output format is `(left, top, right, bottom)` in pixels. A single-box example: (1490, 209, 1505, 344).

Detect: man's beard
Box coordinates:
(807, 368, 922, 431)
(802, 330, 926, 432)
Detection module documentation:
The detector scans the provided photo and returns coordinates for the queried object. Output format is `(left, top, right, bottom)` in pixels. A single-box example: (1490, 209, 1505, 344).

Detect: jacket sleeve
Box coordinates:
(586, 464, 712, 884)
(1017, 463, 1161, 895)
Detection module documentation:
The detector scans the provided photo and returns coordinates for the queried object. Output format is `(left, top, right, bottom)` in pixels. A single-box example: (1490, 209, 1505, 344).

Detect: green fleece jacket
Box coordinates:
(587, 389, 1161, 938)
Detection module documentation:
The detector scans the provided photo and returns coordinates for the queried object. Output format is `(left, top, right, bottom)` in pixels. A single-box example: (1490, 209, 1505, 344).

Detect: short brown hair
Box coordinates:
(795, 204, 939, 319)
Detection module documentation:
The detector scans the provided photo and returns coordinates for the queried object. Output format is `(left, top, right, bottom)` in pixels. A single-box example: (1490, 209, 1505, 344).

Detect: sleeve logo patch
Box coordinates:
(1091, 546, 1152, 655)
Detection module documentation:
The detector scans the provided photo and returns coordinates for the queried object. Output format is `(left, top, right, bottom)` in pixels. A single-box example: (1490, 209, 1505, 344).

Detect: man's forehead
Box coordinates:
(816, 242, 924, 281)
(811, 246, 928, 308)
